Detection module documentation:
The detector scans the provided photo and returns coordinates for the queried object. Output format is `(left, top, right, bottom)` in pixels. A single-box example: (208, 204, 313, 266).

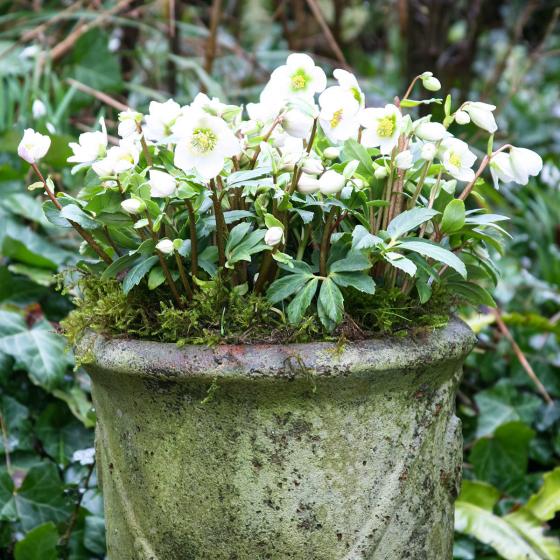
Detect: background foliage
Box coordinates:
(0, 0, 558, 557)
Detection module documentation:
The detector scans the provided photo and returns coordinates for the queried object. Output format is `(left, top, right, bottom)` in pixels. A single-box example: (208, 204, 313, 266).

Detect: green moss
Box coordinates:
(60, 272, 452, 346)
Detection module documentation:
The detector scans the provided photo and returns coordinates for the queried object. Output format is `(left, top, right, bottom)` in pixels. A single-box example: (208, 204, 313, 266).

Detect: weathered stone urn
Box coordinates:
(80, 317, 475, 560)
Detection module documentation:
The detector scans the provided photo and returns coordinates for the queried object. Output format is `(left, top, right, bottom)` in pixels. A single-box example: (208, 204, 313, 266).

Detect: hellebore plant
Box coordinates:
(19, 53, 543, 333)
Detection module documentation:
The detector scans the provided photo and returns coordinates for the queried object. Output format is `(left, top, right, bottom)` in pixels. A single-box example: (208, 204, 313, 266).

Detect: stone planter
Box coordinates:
(80, 317, 475, 560)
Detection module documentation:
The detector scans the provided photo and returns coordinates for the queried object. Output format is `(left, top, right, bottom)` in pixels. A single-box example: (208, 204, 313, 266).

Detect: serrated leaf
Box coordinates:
(287, 277, 319, 324)
(100, 254, 138, 280)
(384, 252, 417, 276)
(122, 255, 159, 294)
(331, 271, 375, 294)
(397, 239, 467, 278)
(267, 273, 311, 304)
(318, 277, 344, 327)
(329, 253, 370, 273)
(387, 208, 439, 240)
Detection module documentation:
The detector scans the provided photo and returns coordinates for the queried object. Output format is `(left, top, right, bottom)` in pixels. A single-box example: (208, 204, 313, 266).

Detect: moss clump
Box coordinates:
(61, 272, 452, 346)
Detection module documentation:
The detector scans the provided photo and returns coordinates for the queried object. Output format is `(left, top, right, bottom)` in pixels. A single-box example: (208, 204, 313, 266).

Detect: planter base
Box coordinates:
(82, 318, 475, 559)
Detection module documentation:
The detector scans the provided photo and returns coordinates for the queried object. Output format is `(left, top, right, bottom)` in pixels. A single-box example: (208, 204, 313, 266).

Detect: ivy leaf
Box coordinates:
(397, 239, 467, 278)
(387, 208, 439, 240)
(122, 255, 159, 294)
(469, 421, 535, 496)
(318, 277, 344, 328)
(331, 271, 375, 294)
(14, 522, 59, 560)
(0, 311, 71, 391)
(287, 277, 319, 324)
(267, 273, 311, 304)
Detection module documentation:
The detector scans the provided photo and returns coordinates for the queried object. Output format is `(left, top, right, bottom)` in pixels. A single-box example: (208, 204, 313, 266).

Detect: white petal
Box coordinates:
(286, 53, 315, 71)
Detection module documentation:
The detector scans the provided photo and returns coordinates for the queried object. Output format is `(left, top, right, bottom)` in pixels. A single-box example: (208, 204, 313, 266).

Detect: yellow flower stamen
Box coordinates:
(377, 115, 395, 137)
(330, 109, 343, 129)
(449, 152, 462, 168)
(191, 128, 217, 153)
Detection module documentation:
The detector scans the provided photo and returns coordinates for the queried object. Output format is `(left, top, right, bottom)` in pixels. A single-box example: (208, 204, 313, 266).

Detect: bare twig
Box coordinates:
(492, 308, 553, 405)
(204, 0, 223, 77)
(304, 0, 347, 66)
(66, 78, 130, 112)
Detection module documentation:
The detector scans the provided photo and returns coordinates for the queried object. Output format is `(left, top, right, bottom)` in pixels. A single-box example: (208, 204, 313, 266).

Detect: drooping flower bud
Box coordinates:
(454, 110, 470, 125)
(319, 170, 345, 195)
(297, 172, 321, 194)
(149, 169, 177, 198)
(323, 146, 341, 160)
(264, 226, 284, 246)
(395, 150, 413, 170)
(121, 198, 145, 215)
(421, 143, 437, 161)
(374, 166, 388, 179)
(156, 238, 174, 255)
(18, 129, 51, 164)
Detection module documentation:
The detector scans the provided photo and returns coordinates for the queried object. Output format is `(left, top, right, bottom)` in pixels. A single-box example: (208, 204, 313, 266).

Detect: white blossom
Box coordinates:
(374, 166, 388, 179)
(323, 146, 341, 159)
(121, 198, 145, 214)
(509, 147, 543, 185)
(149, 169, 177, 197)
(172, 109, 240, 180)
(144, 99, 182, 143)
(441, 138, 476, 182)
(319, 170, 345, 195)
(156, 239, 174, 254)
(421, 142, 437, 161)
(72, 448, 95, 466)
(421, 72, 441, 92)
(32, 99, 46, 119)
(92, 138, 140, 177)
(319, 87, 360, 143)
(395, 150, 413, 170)
(118, 110, 142, 138)
(414, 121, 446, 142)
(281, 109, 314, 139)
(262, 53, 327, 103)
(18, 129, 51, 164)
(68, 119, 108, 164)
(360, 104, 403, 155)
(454, 110, 470, 125)
(301, 156, 323, 175)
(462, 102, 497, 134)
(264, 226, 284, 246)
(297, 172, 320, 194)
(333, 68, 365, 108)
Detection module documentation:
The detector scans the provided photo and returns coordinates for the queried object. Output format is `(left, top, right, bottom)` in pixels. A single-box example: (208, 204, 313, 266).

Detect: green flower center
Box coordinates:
(377, 115, 396, 137)
(330, 109, 343, 129)
(291, 69, 309, 91)
(191, 128, 217, 153)
(449, 152, 462, 168)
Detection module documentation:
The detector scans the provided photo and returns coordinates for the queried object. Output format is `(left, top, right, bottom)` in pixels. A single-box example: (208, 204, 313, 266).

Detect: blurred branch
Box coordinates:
(204, 0, 223, 82)
(66, 78, 130, 112)
(304, 0, 347, 66)
(492, 308, 553, 405)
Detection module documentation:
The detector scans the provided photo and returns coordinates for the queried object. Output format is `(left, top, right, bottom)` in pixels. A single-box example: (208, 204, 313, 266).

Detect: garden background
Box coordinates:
(0, 0, 559, 558)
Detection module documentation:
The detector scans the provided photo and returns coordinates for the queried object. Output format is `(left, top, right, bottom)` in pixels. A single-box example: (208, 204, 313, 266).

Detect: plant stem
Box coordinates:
(319, 208, 336, 277)
(254, 251, 273, 294)
(174, 253, 193, 300)
(185, 200, 198, 277)
(210, 179, 226, 267)
(408, 160, 430, 209)
(296, 223, 312, 261)
(458, 155, 489, 201)
(136, 123, 153, 166)
(31, 164, 113, 264)
(401, 75, 421, 102)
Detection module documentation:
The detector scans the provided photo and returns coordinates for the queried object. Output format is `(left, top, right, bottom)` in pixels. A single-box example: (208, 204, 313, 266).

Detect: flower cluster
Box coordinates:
(19, 53, 543, 332)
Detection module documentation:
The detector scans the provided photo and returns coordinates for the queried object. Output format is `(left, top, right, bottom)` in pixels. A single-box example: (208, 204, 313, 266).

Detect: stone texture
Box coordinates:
(80, 318, 475, 560)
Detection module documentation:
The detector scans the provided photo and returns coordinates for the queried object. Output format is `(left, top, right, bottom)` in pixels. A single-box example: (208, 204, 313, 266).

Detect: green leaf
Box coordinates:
(400, 97, 442, 107)
(331, 271, 375, 294)
(318, 278, 344, 327)
(264, 213, 284, 229)
(384, 252, 417, 276)
(387, 208, 439, 240)
(267, 273, 311, 305)
(525, 467, 560, 522)
(397, 239, 467, 278)
(100, 254, 138, 280)
(287, 277, 319, 324)
(342, 139, 374, 180)
(351, 225, 383, 251)
(474, 381, 541, 438)
(12, 463, 73, 531)
(59, 204, 99, 230)
(469, 421, 535, 496)
(122, 256, 159, 294)
(14, 522, 59, 560)
(329, 253, 370, 273)
(84, 515, 106, 555)
(148, 266, 166, 290)
(447, 280, 496, 307)
(0, 311, 71, 391)
(441, 199, 465, 234)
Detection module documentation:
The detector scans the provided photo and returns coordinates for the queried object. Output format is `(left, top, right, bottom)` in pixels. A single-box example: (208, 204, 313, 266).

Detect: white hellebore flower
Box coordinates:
(454, 110, 470, 125)
(121, 198, 145, 214)
(18, 128, 51, 164)
(414, 121, 446, 142)
(297, 172, 321, 194)
(301, 156, 323, 175)
(156, 239, 174, 255)
(191, 92, 228, 117)
(319, 170, 345, 195)
(421, 142, 437, 161)
(374, 166, 388, 179)
(32, 99, 47, 119)
(509, 147, 543, 185)
(319, 87, 360, 143)
(144, 99, 182, 142)
(462, 102, 497, 134)
(420, 72, 441, 92)
(68, 119, 108, 164)
(262, 53, 327, 102)
(149, 169, 177, 197)
(282, 109, 314, 139)
(489, 152, 515, 189)
(172, 109, 240, 180)
(118, 110, 142, 138)
(323, 146, 341, 159)
(441, 138, 476, 182)
(264, 226, 284, 247)
(333, 68, 365, 108)
(92, 139, 140, 177)
(360, 104, 403, 155)
(395, 150, 413, 170)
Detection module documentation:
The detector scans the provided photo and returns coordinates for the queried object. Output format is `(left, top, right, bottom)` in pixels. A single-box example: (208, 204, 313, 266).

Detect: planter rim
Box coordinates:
(79, 316, 475, 381)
